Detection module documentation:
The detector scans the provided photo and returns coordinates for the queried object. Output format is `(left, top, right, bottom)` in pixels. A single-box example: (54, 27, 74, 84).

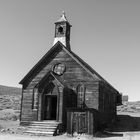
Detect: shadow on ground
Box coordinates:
(95, 115, 140, 138)
(94, 131, 123, 138)
(106, 115, 140, 132)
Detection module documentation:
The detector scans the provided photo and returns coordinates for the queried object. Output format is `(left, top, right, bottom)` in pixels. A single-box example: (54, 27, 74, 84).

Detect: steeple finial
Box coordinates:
(62, 11, 65, 17)
(56, 11, 68, 23)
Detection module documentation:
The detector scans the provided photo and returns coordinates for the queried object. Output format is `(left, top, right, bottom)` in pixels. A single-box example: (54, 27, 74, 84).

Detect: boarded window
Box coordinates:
(32, 88, 38, 110)
(77, 85, 85, 108)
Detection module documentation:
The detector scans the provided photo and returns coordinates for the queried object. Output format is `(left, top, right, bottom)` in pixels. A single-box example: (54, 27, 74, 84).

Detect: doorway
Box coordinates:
(43, 95, 57, 120)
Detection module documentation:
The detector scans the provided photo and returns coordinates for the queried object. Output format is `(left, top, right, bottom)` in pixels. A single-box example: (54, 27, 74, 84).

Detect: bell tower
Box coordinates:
(53, 12, 71, 50)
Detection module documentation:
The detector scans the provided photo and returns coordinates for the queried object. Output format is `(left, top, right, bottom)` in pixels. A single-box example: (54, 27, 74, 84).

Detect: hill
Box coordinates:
(0, 85, 21, 96)
(0, 85, 22, 110)
(117, 101, 140, 113)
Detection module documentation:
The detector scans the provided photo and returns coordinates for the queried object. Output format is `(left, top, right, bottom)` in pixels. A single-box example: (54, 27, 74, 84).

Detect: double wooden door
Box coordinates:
(67, 111, 87, 134)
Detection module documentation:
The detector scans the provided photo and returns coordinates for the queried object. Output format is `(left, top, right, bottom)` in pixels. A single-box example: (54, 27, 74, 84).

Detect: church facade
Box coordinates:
(19, 13, 121, 135)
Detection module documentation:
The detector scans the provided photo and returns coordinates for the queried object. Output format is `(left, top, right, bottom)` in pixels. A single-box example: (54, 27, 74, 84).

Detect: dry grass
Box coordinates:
(0, 109, 19, 121)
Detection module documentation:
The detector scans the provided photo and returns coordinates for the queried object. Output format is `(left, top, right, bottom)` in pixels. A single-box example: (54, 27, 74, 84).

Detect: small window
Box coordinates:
(32, 88, 38, 110)
(52, 63, 66, 75)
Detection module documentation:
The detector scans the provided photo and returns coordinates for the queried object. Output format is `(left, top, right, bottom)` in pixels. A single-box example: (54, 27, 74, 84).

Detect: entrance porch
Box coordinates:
(37, 74, 64, 122)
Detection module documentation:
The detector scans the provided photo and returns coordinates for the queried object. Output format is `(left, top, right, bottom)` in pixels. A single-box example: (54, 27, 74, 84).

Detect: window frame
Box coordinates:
(52, 63, 66, 75)
(32, 88, 38, 110)
(77, 84, 85, 108)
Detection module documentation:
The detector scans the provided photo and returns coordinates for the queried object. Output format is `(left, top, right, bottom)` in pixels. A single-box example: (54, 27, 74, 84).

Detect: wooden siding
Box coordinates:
(21, 47, 99, 121)
(62, 88, 77, 128)
(98, 81, 117, 125)
(21, 89, 38, 121)
(24, 48, 96, 89)
(85, 82, 99, 109)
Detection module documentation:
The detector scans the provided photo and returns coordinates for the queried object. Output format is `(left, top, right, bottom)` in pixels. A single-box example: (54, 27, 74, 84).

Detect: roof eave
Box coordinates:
(19, 41, 65, 85)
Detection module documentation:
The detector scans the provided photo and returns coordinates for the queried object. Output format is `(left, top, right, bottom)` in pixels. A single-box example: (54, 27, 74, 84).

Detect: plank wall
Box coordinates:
(98, 81, 117, 125)
(21, 47, 100, 121)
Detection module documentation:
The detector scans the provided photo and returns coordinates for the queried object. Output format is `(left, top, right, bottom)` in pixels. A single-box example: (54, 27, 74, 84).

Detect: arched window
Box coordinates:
(77, 84, 85, 108)
(32, 88, 38, 110)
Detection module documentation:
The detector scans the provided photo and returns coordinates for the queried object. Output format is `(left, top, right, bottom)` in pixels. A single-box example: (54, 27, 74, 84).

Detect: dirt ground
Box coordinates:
(0, 133, 140, 140)
(1, 111, 140, 140)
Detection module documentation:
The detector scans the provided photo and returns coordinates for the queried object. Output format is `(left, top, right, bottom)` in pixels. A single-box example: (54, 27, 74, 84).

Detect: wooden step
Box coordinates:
(24, 130, 54, 136)
(29, 123, 58, 126)
(27, 125, 57, 129)
(26, 127, 56, 132)
(22, 121, 60, 136)
(22, 120, 59, 124)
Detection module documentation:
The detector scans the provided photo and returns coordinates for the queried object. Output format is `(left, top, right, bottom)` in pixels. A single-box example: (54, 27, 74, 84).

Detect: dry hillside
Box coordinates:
(0, 85, 22, 121)
(117, 101, 140, 113)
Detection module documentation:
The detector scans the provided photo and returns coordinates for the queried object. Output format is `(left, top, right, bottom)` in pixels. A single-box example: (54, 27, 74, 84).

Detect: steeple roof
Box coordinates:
(55, 11, 69, 23)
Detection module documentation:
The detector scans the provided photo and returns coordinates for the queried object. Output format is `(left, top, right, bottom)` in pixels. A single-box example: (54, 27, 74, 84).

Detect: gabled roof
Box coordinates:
(37, 71, 64, 89)
(19, 41, 119, 93)
(19, 41, 62, 84)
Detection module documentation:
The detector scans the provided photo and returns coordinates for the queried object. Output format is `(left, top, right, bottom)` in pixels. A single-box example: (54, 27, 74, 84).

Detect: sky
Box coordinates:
(0, 0, 140, 101)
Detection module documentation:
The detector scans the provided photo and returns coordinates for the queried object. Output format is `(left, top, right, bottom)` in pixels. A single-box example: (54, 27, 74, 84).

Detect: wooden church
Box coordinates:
(19, 12, 122, 136)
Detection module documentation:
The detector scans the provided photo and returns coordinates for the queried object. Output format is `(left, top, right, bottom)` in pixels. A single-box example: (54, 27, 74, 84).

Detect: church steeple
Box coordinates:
(53, 12, 71, 50)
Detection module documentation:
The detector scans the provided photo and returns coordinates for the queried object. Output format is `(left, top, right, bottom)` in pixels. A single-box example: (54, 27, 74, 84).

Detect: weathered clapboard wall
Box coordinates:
(98, 81, 118, 126)
(20, 45, 99, 121)
(21, 90, 37, 121)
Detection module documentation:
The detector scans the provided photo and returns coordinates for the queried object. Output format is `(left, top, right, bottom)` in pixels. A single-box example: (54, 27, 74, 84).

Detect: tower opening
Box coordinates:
(58, 26, 64, 34)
